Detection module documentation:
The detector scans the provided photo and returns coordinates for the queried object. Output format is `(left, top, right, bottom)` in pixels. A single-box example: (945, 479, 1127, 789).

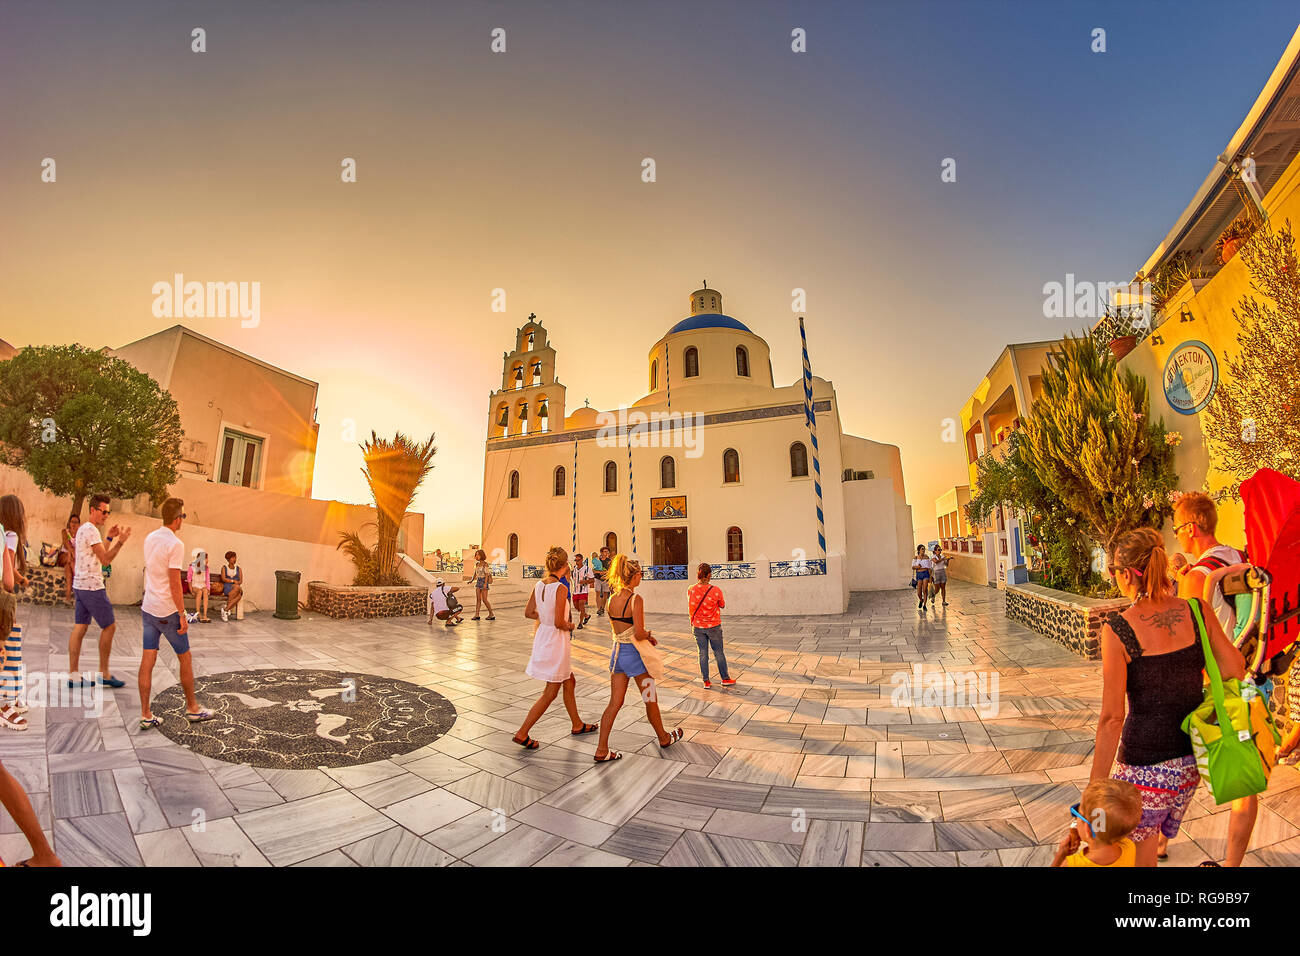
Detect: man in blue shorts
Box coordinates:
(68, 494, 132, 688)
(138, 498, 213, 729)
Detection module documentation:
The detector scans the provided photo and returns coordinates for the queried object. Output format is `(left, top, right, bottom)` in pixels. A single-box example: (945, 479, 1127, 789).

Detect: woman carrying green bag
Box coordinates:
(1089, 528, 1245, 867)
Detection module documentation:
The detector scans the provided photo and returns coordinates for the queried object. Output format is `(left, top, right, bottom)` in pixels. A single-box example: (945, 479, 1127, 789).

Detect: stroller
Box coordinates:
(1192, 469, 1300, 684)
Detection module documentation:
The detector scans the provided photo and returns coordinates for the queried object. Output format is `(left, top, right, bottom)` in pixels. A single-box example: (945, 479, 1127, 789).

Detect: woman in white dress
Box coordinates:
(511, 547, 598, 749)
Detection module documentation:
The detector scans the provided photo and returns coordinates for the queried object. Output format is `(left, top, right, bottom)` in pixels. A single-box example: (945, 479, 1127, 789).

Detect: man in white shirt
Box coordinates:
(68, 494, 131, 688)
(138, 498, 213, 729)
(427, 579, 462, 627)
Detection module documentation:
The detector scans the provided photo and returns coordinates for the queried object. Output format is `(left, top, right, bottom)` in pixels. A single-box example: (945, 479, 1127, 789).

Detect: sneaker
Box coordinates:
(101, 675, 125, 688)
(186, 612, 199, 623)
(720, 678, 736, 686)
(702, 680, 712, 688)
(185, 708, 216, 723)
(221, 607, 229, 622)
(597, 608, 604, 616)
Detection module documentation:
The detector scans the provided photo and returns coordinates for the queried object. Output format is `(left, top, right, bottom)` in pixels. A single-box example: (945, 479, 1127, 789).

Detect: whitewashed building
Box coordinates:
(480, 286, 914, 615)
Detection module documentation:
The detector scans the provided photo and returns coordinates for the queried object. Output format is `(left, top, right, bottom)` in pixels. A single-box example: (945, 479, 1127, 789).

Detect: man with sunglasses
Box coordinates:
(139, 498, 213, 728)
(1169, 491, 1254, 868)
(68, 494, 132, 689)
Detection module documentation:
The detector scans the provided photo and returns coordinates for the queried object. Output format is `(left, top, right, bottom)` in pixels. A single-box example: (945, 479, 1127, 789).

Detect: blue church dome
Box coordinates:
(668, 313, 751, 335)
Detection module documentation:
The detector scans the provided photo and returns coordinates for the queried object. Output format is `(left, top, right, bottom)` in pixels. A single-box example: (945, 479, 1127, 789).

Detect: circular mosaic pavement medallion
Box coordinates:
(153, 669, 457, 769)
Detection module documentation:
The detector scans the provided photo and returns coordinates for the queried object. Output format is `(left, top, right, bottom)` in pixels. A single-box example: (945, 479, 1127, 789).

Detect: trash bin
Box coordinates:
(274, 570, 301, 620)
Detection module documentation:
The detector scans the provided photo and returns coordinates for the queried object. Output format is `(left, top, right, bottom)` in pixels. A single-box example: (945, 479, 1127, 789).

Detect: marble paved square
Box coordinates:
(5, 581, 1299, 867)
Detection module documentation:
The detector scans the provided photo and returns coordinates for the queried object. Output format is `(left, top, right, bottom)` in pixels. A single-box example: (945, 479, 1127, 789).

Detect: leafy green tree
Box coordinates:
(0, 344, 182, 516)
(1020, 334, 1180, 562)
(1203, 220, 1300, 498)
(338, 431, 436, 586)
(966, 432, 1096, 590)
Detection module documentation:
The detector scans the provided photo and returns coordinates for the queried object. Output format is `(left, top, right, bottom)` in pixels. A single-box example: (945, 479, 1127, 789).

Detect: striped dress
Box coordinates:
(1, 526, 21, 706)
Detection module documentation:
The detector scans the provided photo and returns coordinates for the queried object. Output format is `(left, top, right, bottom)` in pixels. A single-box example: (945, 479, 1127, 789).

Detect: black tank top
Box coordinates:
(1114, 600, 1206, 766)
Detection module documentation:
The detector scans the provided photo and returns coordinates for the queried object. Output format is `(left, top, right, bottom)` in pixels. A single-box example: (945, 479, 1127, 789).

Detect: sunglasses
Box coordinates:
(1173, 521, 1196, 535)
(1069, 802, 1093, 835)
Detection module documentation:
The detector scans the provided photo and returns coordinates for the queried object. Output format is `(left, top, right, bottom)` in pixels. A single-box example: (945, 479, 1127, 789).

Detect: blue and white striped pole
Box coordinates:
(627, 426, 636, 559)
(799, 317, 827, 559)
(571, 439, 578, 556)
(664, 343, 671, 412)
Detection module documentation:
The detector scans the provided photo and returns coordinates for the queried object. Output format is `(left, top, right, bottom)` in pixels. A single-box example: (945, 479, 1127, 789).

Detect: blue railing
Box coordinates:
(710, 562, 756, 580)
(770, 559, 827, 577)
(644, 565, 688, 581)
(522, 565, 545, 579)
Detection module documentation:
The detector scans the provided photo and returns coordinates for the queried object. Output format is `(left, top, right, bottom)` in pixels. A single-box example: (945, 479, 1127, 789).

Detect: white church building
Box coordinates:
(480, 286, 914, 615)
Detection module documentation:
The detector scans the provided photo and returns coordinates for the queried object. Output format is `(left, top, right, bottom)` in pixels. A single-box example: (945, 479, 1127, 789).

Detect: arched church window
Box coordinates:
(684, 347, 699, 378)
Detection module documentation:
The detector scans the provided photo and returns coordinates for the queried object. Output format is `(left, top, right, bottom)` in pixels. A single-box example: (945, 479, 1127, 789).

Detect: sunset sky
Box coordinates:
(4, 0, 1297, 549)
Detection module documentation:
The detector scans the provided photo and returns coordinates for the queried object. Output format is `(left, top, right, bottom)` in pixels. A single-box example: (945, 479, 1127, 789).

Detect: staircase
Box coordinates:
(397, 554, 529, 612)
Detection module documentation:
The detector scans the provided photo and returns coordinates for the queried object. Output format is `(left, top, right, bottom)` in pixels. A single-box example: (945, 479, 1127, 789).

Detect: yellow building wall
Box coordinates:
(1119, 149, 1300, 551)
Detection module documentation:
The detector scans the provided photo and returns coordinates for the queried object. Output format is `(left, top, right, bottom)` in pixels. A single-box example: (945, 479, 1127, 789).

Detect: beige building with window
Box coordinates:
(112, 326, 320, 497)
(480, 286, 914, 615)
(1, 325, 420, 610)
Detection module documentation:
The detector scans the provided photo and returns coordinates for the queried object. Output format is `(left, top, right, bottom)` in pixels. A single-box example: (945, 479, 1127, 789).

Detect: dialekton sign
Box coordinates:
(1162, 340, 1218, 415)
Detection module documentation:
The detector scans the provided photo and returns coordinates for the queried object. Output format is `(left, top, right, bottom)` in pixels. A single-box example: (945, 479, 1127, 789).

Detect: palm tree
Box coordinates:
(340, 431, 436, 585)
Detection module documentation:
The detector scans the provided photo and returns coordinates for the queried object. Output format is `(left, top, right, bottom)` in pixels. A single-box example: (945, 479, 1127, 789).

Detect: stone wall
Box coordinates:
(16, 566, 73, 608)
(307, 581, 426, 619)
(1006, 583, 1128, 661)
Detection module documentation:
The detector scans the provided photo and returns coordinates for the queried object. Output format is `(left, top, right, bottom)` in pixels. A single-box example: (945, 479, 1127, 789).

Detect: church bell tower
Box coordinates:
(487, 314, 567, 439)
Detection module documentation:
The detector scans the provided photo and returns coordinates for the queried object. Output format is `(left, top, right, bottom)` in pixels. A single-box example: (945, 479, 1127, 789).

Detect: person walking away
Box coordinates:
(911, 545, 931, 613)
(591, 547, 611, 616)
(428, 579, 463, 627)
(930, 545, 950, 607)
(1089, 527, 1244, 866)
(68, 494, 131, 689)
(218, 551, 243, 621)
(138, 498, 215, 729)
(58, 513, 79, 601)
(187, 549, 211, 623)
(511, 547, 596, 749)
(1169, 490, 1256, 867)
(688, 563, 733, 688)
(572, 553, 593, 629)
(592, 554, 683, 762)
(468, 549, 495, 620)
(1050, 779, 1142, 867)
(0, 497, 29, 732)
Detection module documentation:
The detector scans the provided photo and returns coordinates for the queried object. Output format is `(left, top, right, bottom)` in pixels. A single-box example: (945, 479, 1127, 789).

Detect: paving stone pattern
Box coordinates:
(5, 582, 1300, 867)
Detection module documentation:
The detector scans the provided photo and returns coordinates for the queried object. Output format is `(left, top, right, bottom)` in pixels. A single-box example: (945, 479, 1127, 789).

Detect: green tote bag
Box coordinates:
(1181, 598, 1269, 804)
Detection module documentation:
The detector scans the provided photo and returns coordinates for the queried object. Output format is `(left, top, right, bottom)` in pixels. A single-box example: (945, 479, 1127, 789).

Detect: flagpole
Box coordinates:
(627, 427, 637, 561)
(799, 317, 827, 560)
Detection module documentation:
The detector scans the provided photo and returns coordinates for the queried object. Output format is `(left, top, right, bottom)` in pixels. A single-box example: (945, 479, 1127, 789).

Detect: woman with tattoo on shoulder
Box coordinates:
(1088, 527, 1244, 866)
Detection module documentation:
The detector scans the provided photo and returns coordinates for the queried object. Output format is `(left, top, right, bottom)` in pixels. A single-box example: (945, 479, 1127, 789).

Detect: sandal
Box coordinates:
(658, 728, 684, 749)
(0, 705, 27, 732)
(593, 751, 622, 763)
(139, 716, 163, 730)
(571, 723, 598, 736)
(512, 735, 540, 750)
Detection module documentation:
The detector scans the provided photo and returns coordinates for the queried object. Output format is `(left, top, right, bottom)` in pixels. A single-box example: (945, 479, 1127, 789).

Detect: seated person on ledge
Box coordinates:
(219, 551, 243, 621)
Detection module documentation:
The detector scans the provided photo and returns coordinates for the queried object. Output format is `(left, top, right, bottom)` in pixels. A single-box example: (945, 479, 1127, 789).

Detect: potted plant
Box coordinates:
(1216, 214, 1257, 265)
